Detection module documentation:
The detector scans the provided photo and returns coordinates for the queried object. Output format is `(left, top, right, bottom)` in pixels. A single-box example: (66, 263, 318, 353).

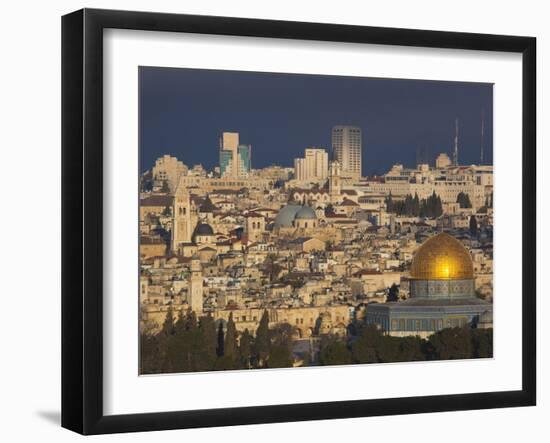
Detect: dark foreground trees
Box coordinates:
(141, 308, 294, 374)
(320, 325, 493, 366)
(141, 308, 493, 374)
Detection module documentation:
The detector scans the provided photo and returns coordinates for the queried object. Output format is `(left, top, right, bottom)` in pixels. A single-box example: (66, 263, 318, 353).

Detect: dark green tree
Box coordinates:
(224, 313, 238, 361)
(160, 180, 170, 193)
(254, 310, 271, 367)
(387, 283, 399, 302)
(267, 344, 294, 368)
(161, 305, 175, 336)
(457, 192, 473, 208)
(429, 327, 472, 360)
(319, 337, 352, 365)
(469, 215, 478, 236)
(471, 328, 493, 358)
(351, 326, 381, 363)
(385, 193, 394, 212)
(216, 321, 224, 357)
(239, 329, 253, 369)
(197, 314, 218, 370)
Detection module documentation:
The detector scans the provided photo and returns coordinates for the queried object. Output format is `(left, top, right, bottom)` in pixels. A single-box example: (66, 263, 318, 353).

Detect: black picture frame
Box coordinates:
(61, 8, 536, 435)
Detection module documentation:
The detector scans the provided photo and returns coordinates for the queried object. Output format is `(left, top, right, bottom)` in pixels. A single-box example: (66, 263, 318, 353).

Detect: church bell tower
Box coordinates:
(172, 178, 192, 252)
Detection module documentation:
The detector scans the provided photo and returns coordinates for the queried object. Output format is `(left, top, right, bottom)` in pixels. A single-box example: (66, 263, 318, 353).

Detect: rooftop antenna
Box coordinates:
(480, 110, 485, 165)
(453, 118, 459, 166)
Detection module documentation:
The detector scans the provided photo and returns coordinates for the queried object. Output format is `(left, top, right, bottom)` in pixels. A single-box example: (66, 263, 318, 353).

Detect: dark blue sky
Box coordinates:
(139, 67, 492, 176)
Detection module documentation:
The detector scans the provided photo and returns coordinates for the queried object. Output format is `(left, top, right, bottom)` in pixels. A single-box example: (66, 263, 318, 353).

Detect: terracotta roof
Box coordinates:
(141, 195, 173, 207)
(340, 198, 359, 206)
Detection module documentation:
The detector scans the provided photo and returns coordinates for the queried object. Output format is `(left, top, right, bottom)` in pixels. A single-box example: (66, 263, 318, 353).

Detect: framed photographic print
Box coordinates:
(61, 8, 536, 435)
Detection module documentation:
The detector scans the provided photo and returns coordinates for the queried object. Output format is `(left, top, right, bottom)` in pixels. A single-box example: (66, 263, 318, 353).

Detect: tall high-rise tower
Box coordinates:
(453, 118, 459, 166)
(219, 132, 252, 178)
(331, 126, 362, 179)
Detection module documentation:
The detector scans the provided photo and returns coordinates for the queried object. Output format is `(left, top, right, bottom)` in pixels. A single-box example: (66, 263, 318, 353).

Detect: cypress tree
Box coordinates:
(239, 328, 253, 369)
(387, 283, 399, 302)
(224, 312, 238, 361)
(469, 215, 478, 236)
(161, 305, 175, 336)
(413, 193, 420, 216)
(386, 193, 394, 212)
(255, 310, 271, 366)
(216, 321, 224, 357)
(199, 314, 218, 366)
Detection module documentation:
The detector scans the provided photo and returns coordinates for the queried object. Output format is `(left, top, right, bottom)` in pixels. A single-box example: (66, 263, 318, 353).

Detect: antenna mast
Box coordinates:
(453, 118, 459, 166)
(479, 110, 485, 165)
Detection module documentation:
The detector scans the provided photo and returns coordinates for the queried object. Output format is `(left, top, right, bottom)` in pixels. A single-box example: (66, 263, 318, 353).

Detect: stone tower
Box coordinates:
(171, 178, 192, 253)
(189, 254, 203, 315)
(245, 213, 265, 243)
(329, 160, 342, 203)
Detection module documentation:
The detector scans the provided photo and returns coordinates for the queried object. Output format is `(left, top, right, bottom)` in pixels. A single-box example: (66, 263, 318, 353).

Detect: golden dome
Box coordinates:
(410, 232, 474, 280)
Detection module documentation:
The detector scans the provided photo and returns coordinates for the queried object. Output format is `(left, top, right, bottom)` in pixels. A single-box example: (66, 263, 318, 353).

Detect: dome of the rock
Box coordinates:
(410, 232, 474, 280)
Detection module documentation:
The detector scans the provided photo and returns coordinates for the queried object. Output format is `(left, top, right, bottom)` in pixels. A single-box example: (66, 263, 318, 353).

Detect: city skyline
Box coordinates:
(139, 67, 493, 176)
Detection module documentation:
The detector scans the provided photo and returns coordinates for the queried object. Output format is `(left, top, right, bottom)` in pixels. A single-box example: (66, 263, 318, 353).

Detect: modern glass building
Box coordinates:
(237, 144, 251, 176)
(219, 150, 233, 177)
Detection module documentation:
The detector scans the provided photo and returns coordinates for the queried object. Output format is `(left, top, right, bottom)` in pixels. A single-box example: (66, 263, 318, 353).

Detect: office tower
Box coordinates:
(237, 144, 251, 176)
(294, 147, 328, 181)
(331, 126, 362, 179)
(219, 132, 252, 177)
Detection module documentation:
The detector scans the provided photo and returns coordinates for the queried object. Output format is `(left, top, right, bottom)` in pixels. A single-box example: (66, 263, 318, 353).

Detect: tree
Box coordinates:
(319, 337, 352, 365)
(351, 326, 381, 363)
(429, 327, 472, 360)
(469, 215, 478, 236)
(216, 321, 224, 357)
(224, 313, 238, 361)
(239, 329, 253, 369)
(397, 336, 425, 362)
(161, 305, 175, 336)
(457, 192, 472, 208)
(254, 310, 271, 367)
(140, 332, 162, 374)
(471, 328, 493, 358)
(160, 180, 170, 193)
(267, 344, 294, 368)
(385, 193, 394, 213)
(387, 283, 399, 302)
(412, 192, 420, 217)
(197, 314, 218, 369)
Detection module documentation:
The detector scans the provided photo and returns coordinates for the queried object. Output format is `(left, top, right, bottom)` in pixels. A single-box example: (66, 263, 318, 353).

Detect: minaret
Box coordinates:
(189, 254, 203, 315)
(453, 118, 459, 166)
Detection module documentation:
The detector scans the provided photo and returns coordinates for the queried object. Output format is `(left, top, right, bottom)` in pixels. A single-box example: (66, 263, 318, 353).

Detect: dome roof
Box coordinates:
(273, 204, 302, 228)
(193, 222, 214, 236)
(295, 206, 317, 220)
(410, 232, 474, 280)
